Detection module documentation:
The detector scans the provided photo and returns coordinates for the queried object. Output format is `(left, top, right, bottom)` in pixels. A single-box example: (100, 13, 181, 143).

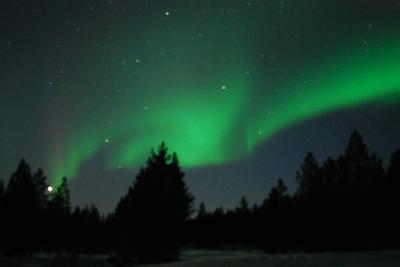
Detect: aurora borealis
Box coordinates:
(1, 0, 400, 212)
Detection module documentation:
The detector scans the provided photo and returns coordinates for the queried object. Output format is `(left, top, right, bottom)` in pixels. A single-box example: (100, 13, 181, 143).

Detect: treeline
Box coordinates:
(0, 131, 399, 263)
(189, 130, 400, 252)
(0, 164, 104, 258)
(0, 143, 193, 264)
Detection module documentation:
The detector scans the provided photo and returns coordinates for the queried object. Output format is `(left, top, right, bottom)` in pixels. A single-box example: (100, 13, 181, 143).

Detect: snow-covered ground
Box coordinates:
(147, 249, 400, 267)
(1, 249, 400, 267)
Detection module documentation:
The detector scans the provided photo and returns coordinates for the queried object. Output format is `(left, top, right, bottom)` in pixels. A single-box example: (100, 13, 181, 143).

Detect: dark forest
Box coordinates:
(0, 130, 400, 264)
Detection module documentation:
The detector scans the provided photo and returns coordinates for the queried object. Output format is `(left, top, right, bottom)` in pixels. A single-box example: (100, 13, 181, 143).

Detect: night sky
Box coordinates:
(1, 0, 400, 213)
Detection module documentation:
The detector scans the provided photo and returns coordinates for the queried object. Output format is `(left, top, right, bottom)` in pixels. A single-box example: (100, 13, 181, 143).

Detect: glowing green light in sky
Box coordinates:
(246, 37, 400, 149)
(48, 34, 400, 185)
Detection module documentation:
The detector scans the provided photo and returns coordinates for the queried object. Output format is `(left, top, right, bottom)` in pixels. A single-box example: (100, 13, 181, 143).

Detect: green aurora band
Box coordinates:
(48, 34, 400, 185)
(246, 36, 400, 149)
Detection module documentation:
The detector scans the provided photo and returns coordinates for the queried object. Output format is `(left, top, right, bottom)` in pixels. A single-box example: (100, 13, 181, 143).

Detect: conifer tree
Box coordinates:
(114, 143, 194, 263)
(4, 160, 49, 256)
(296, 152, 321, 199)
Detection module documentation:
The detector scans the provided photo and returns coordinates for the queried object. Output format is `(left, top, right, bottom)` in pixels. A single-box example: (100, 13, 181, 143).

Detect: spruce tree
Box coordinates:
(386, 149, 400, 246)
(197, 202, 207, 218)
(4, 160, 49, 257)
(114, 143, 194, 263)
(296, 152, 321, 200)
(48, 177, 71, 215)
(45, 177, 72, 252)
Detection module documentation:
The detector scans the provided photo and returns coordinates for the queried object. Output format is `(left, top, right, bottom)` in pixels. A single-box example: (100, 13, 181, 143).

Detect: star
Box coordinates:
(165, 11, 170, 16)
(105, 138, 110, 143)
(221, 85, 227, 90)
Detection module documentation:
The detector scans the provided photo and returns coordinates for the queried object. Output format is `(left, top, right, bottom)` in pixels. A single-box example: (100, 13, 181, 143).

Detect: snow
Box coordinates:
(1, 249, 400, 267)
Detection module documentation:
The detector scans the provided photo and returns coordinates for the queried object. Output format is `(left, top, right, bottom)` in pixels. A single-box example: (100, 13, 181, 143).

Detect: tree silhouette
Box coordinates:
(234, 197, 252, 245)
(236, 196, 250, 215)
(387, 149, 400, 182)
(49, 177, 71, 214)
(46, 177, 72, 252)
(385, 149, 400, 247)
(0, 179, 4, 200)
(0, 131, 400, 259)
(295, 152, 326, 249)
(4, 160, 49, 257)
(187, 129, 400, 251)
(338, 130, 385, 249)
(296, 152, 322, 199)
(260, 178, 291, 251)
(72, 205, 102, 254)
(197, 202, 207, 218)
(114, 142, 194, 263)
(189, 202, 211, 248)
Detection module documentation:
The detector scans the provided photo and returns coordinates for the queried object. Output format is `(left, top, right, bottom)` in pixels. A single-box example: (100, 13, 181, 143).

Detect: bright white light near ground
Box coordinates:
(47, 186, 53, 192)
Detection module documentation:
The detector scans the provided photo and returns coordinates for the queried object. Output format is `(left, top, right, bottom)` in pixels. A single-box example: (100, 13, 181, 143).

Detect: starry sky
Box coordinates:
(1, 0, 400, 213)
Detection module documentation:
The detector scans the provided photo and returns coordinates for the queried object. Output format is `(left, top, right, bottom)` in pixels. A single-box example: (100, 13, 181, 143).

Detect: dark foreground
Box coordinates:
(1, 249, 400, 267)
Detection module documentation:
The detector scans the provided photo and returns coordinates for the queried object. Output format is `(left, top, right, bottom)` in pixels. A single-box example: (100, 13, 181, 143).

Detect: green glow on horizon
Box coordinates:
(109, 77, 250, 169)
(49, 68, 251, 183)
(50, 131, 103, 186)
(245, 37, 400, 150)
(48, 34, 400, 185)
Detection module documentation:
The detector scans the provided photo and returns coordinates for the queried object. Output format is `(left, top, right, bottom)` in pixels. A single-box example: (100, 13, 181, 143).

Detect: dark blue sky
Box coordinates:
(1, 0, 400, 213)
